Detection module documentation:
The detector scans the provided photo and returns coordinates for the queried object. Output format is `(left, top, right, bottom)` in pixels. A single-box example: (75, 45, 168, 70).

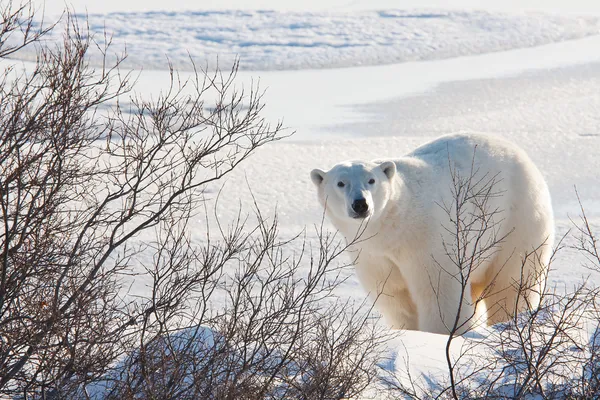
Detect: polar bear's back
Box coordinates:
(408, 133, 530, 171)
(404, 132, 552, 218)
(405, 133, 550, 203)
(400, 133, 554, 284)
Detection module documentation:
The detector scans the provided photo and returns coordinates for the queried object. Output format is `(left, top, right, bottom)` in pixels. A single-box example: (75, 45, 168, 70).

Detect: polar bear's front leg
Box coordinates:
(400, 260, 477, 335)
(354, 254, 418, 330)
(416, 283, 476, 335)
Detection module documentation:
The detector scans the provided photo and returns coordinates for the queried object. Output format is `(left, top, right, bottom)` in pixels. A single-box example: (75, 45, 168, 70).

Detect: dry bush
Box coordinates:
(78, 209, 395, 400)
(0, 3, 394, 399)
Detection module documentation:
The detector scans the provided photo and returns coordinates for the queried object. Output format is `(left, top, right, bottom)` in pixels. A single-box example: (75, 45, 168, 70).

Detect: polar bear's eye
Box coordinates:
(337, 181, 345, 188)
(368, 178, 375, 185)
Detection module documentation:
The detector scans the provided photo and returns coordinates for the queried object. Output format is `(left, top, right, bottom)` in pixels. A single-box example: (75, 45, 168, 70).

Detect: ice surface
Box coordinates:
(16, 9, 600, 71)
(36, 0, 600, 16)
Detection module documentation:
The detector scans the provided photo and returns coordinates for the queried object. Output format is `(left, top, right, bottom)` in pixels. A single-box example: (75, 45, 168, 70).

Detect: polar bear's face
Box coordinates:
(310, 161, 396, 223)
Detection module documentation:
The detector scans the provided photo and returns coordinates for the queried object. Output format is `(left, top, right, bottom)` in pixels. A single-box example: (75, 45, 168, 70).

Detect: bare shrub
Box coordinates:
(0, 3, 394, 399)
(0, 0, 54, 58)
(84, 209, 394, 400)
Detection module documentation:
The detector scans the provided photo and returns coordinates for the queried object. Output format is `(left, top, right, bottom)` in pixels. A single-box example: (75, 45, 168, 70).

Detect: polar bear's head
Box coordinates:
(310, 161, 396, 223)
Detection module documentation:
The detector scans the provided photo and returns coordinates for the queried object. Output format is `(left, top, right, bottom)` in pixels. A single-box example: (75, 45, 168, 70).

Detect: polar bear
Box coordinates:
(310, 133, 554, 335)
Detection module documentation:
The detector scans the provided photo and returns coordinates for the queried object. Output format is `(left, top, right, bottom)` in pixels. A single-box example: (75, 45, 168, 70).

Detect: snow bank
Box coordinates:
(20, 9, 600, 71)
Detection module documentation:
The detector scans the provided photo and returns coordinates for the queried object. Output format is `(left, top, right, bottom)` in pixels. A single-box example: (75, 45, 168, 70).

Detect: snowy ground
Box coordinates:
(35, 0, 600, 15)
(16, 0, 600, 395)
(25, 9, 600, 71)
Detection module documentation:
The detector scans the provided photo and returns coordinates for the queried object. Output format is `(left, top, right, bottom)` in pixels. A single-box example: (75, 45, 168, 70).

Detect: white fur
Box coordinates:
(311, 133, 554, 335)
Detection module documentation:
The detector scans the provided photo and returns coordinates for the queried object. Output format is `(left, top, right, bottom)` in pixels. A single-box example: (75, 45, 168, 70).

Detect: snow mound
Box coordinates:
(22, 9, 600, 71)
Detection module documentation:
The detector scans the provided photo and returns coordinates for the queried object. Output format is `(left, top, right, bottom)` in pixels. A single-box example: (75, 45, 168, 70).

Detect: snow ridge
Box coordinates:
(24, 9, 600, 71)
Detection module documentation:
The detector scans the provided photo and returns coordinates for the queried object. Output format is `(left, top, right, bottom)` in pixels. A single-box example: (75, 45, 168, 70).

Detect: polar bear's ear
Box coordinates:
(310, 169, 326, 186)
(380, 161, 396, 180)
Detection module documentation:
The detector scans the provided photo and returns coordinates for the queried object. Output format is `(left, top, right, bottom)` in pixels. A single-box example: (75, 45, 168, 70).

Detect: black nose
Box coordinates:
(352, 198, 368, 215)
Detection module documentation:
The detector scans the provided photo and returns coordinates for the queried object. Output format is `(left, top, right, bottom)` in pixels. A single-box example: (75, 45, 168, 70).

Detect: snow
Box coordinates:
(10, 0, 600, 396)
(25, 9, 600, 71)
(35, 0, 600, 16)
